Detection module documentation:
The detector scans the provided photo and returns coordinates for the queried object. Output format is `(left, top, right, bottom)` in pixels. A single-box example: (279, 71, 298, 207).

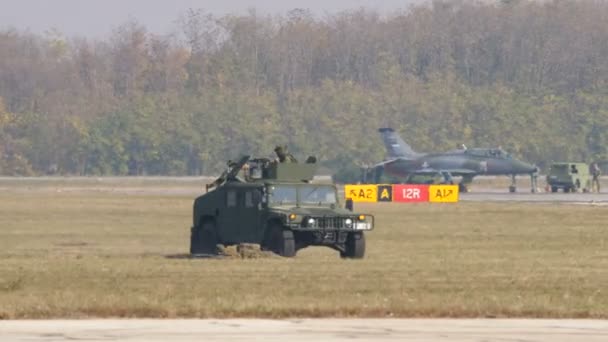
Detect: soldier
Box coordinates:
(274, 145, 297, 163)
(591, 162, 601, 193)
(240, 162, 251, 180)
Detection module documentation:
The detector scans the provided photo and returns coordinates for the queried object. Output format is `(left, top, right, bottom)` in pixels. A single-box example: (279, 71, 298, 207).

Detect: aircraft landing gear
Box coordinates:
(458, 183, 469, 193)
(459, 175, 474, 193)
(360, 165, 383, 184)
(509, 174, 517, 193)
(530, 172, 538, 193)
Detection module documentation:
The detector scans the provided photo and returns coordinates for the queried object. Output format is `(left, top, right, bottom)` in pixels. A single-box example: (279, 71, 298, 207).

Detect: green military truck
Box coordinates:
(404, 170, 454, 185)
(190, 153, 374, 258)
(546, 162, 591, 193)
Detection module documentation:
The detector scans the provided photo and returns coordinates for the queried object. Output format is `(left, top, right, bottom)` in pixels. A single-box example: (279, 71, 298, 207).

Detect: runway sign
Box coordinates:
(343, 184, 459, 203)
(429, 185, 459, 203)
(393, 184, 429, 203)
(377, 185, 393, 202)
(344, 184, 378, 202)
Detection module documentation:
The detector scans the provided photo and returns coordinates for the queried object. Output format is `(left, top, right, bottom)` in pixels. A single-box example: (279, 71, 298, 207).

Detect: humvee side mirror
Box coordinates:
(253, 189, 262, 203)
(260, 188, 268, 205)
(345, 198, 354, 212)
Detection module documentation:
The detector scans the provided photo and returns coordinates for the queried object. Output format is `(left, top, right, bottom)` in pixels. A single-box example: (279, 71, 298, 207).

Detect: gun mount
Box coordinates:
(205, 151, 319, 192)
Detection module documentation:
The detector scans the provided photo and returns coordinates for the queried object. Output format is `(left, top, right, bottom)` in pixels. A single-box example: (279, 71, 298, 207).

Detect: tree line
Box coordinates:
(1, 0, 607, 177)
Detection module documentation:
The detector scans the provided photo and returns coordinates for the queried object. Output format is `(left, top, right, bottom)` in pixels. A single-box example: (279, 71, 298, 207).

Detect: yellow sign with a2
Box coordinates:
(344, 185, 378, 203)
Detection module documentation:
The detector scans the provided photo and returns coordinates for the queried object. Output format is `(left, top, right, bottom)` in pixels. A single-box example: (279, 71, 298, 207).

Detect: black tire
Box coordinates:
(190, 220, 218, 255)
(551, 186, 558, 193)
(269, 224, 295, 257)
(341, 232, 366, 259)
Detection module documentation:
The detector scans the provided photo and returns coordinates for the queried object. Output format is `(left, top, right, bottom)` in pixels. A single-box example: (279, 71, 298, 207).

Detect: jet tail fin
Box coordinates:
(378, 128, 418, 159)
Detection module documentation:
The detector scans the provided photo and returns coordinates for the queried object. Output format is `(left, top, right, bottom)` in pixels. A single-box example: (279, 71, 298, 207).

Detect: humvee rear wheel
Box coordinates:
(190, 220, 218, 255)
(341, 232, 366, 259)
(269, 225, 295, 257)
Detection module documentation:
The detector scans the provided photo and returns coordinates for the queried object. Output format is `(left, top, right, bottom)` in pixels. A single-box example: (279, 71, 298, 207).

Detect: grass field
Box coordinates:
(0, 178, 607, 319)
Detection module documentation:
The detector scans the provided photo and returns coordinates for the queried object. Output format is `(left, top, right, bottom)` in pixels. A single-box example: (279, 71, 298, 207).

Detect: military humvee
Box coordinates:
(546, 162, 591, 193)
(190, 153, 374, 258)
(405, 170, 454, 185)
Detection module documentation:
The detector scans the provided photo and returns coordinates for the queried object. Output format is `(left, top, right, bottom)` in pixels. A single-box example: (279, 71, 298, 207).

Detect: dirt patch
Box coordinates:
(0, 276, 25, 293)
(227, 244, 278, 259)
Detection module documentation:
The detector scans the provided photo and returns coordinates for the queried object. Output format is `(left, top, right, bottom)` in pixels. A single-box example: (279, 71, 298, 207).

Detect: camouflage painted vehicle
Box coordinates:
(190, 152, 374, 258)
(546, 162, 591, 193)
(404, 170, 454, 185)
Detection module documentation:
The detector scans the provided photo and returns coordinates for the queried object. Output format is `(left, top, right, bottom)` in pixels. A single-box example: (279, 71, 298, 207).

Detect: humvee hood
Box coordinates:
(271, 205, 353, 216)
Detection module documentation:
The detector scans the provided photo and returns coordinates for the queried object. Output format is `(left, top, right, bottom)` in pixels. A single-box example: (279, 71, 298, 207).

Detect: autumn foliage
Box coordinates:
(1, 1, 607, 176)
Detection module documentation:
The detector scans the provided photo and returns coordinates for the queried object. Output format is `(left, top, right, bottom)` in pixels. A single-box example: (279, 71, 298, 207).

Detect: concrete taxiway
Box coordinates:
(1, 319, 608, 342)
(460, 191, 608, 203)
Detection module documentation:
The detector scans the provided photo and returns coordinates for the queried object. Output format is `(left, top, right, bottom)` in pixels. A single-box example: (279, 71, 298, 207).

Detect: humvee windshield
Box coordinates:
(300, 185, 337, 205)
(551, 164, 568, 173)
(267, 184, 337, 205)
(551, 164, 578, 174)
(268, 185, 298, 204)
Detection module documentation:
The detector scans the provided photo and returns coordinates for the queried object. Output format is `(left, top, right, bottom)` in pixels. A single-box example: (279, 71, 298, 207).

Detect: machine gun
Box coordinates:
(205, 155, 251, 192)
(204, 147, 318, 191)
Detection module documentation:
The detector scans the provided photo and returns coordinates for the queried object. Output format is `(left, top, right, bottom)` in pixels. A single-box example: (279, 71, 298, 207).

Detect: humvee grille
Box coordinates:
(310, 216, 345, 229)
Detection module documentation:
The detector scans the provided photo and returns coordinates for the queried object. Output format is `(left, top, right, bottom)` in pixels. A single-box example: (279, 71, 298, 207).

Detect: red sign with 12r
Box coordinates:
(392, 184, 429, 203)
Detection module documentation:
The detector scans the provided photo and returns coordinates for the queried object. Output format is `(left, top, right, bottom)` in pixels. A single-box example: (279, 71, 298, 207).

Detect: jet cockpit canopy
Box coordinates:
(465, 147, 511, 159)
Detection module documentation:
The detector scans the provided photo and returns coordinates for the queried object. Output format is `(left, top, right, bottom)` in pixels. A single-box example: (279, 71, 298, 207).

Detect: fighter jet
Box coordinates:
(364, 128, 539, 192)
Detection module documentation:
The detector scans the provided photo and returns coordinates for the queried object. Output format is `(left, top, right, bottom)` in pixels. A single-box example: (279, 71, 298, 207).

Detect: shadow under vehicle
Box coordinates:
(190, 153, 374, 259)
(546, 162, 591, 193)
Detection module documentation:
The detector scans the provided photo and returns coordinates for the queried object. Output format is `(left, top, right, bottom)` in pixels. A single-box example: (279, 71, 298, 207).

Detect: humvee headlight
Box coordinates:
(289, 213, 297, 221)
(307, 218, 316, 227)
(344, 218, 353, 228)
(358, 215, 366, 221)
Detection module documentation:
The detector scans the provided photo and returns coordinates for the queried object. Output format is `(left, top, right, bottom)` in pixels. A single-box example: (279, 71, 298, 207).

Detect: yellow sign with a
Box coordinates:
(377, 185, 393, 202)
(429, 185, 459, 203)
(344, 185, 378, 203)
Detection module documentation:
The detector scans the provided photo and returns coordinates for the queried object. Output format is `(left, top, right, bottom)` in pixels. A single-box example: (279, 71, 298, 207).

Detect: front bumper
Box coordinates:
(287, 215, 374, 231)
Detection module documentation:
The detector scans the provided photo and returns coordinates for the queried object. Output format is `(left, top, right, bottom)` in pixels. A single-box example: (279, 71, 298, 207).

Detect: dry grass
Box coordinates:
(0, 179, 607, 319)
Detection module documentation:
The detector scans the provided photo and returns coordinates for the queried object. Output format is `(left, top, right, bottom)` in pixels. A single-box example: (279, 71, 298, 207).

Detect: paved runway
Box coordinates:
(2, 319, 608, 341)
(2, 177, 607, 204)
(460, 191, 608, 203)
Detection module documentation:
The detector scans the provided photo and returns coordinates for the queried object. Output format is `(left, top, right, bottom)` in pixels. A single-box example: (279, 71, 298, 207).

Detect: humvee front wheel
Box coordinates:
(190, 220, 218, 255)
(341, 232, 366, 259)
